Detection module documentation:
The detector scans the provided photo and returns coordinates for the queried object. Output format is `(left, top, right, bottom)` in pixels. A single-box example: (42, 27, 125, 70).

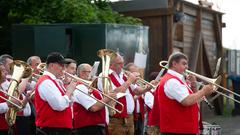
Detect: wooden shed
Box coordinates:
(112, 0, 225, 115)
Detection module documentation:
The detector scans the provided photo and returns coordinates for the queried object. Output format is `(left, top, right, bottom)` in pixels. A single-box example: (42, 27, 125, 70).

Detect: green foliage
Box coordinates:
(5, 0, 142, 25)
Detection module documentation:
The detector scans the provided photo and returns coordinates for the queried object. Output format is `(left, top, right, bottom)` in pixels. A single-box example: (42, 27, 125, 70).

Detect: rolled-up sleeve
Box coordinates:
(144, 92, 154, 109)
(164, 78, 189, 103)
(38, 80, 70, 111)
(73, 85, 97, 110)
(0, 102, 8, 113)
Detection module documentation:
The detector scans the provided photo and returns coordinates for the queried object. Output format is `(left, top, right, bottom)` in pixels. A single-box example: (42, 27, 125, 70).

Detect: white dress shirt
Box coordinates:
(21, 94, 31, 116)
(73, 84, 109, 124)
(0, 82, 9, 114)
(0, 102, 8, 114)
(73, 84, 97, 110)
(1, 80, 10, 91)
(97, 70, 137, 114)
(164, 69, 190, 103)
(144, 89, 155, 109)
(38, 71, 71, 111)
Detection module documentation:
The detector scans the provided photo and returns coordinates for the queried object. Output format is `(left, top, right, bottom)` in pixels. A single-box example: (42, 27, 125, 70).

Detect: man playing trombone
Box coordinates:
(153, 52, 214, 135)
(35, 52, 77, 135)
(72, 63, 116, 135)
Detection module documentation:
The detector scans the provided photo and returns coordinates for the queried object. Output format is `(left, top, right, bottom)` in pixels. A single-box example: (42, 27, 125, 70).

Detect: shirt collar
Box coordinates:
(109, 69, 124, 78)
(167, 69, 185, 81)
(43, 70, 57, 80)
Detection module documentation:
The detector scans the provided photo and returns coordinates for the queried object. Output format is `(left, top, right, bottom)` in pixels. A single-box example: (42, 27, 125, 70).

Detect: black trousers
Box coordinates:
(161, 133, 196, 135)
(36, 127, 71, 135)
(134, 113, 143, 135)
(16, 116, 31, 135)
(0, 130, 8, 135)
(73, 125, 105, 135)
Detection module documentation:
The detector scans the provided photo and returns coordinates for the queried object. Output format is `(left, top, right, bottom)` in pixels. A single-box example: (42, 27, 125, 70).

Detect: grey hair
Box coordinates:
(27, 56, 41, 65)
(77, 63, 91, 76)
(0, 54, 13, 65)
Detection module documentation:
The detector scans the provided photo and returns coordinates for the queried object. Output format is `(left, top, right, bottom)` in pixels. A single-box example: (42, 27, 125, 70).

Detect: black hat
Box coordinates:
(46, 52, 70, 64)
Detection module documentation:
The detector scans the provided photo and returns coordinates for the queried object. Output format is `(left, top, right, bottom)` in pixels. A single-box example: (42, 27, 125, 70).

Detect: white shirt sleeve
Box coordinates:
(164, 78, 189, 103)
(38, 79, 70, 111)
(144, 91, 154, 109)
(97, 77, 103, 91)
(130, 84, 138, 91)
(73, 84, 97, 110)
(23, 102, 31, 116)
(0, 102, 8, 113)
(97, 76, 117, 92)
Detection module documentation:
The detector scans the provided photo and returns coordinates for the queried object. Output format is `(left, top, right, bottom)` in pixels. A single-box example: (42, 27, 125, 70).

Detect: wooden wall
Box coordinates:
(120, 0, 223, 78)
(114, 0, 224, 114)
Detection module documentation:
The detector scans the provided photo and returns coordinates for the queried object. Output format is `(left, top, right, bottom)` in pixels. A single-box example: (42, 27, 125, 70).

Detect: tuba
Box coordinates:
(5, 60, 32, 126)
(97, 49, 119, 115)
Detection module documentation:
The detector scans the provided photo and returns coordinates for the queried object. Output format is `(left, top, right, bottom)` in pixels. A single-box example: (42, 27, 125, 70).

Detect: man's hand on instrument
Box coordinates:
(125, 71, 137, 84)
(105, 92, 117, 103)
(150, 80, 159, 87)
(202, 84, 215, 95)
(66, 80, 77, 98)
(186, 74, 198, 91)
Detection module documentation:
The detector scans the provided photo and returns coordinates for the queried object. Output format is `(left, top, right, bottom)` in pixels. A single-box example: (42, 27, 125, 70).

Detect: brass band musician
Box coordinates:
(35, 52, 77, 135)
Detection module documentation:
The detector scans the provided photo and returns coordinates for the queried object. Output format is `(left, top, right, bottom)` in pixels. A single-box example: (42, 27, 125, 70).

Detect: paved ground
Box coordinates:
(204, 115, 240, 135)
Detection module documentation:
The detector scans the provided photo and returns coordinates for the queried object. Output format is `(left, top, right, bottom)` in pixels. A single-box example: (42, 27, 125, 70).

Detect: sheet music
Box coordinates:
(88, 61, 100, 80)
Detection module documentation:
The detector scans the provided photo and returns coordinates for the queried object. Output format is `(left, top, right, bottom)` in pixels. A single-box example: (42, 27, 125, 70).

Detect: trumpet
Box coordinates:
(64, 71, 124, 113)
(159, 60, 240, 104)
(123, 70, 156, 89)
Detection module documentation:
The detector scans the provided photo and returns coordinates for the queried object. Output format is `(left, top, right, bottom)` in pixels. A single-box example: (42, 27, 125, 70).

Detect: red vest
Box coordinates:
(73, 88, 105, 128)
(35, 75, 72, 128)
(133, 95, 145, 121)
(147, 86, 160, 126)
(108, 73, 134, 118)
(146, 90, 155, 126)
(0, 91, 8, 130)
(159, 73, 199, 134)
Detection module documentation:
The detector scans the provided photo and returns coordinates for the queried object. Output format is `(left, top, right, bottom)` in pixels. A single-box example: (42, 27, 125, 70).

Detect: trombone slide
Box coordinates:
(159, 60, 240, 104)
(64, 71, 124, 113)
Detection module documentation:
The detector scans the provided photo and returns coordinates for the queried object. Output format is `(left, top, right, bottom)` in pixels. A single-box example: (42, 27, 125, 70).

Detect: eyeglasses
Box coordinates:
(83, 70, 91, 73)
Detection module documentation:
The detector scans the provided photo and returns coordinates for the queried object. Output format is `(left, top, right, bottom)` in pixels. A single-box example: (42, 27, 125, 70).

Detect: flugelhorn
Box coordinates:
(5, 60, 32, 126)
(159, 60, 240, 104)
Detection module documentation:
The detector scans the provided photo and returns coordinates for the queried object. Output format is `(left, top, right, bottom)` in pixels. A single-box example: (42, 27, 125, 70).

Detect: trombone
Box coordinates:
(64, 71, 124, 113)
(36, 62, 124, 113)
(159, 61, 240, 104)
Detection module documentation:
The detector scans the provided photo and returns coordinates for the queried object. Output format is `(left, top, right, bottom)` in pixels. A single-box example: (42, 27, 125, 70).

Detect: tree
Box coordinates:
(4, 0, 141, 25)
